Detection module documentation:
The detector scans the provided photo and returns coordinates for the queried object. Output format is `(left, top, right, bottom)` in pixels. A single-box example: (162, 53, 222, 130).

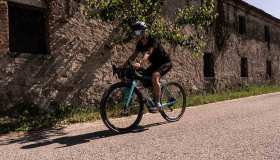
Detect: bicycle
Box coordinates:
(100, 61, 187, 133)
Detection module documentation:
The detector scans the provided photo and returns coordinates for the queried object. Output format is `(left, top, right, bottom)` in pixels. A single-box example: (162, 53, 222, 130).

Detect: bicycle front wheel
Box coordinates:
(160, 82, 186, 122)
(100, 82, 144, 133)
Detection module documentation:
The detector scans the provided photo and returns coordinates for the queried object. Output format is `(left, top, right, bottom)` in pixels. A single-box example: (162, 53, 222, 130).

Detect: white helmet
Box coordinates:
(132, 21, 147, 31)
(132, 21, 147, 36)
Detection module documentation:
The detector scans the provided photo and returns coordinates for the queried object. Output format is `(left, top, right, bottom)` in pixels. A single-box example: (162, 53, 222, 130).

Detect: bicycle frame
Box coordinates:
(123, 80, 137, 108)
(123, 80, 177, 110)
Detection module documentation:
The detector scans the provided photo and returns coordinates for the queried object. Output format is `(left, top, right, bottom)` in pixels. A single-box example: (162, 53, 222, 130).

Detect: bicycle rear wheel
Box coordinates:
(100, 82, 144, 133)
(160, 82, 186, 122)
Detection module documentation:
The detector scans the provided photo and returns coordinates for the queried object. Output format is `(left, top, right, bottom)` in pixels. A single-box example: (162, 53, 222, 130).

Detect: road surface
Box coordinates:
(1, 93, 280, 160)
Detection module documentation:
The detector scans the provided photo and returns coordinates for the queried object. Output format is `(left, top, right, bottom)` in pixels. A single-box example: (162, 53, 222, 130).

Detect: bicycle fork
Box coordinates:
(161, 86, 177, 109)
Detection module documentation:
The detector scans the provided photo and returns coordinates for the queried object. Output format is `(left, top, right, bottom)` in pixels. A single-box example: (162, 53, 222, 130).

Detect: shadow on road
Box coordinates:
(2, 121, 169, 149)
(0, 127, 66, 145)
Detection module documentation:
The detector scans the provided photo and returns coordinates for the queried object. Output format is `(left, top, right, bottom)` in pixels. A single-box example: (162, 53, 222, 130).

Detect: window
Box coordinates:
(266, 60, 272, 78)
(264, 26, 270, 42)
(226, 4, 230, 22)
(8, 3, 48, 54)
(203, 53, 215, 77)
(264, 25, 271, 49)
(238, 16, 246, 34)
(241, 57, 248, 77)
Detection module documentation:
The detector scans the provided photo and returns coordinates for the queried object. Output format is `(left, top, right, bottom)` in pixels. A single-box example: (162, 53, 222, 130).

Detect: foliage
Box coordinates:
(0, 102, 99, 134)
(176, 0, 216, 27)
(81, 0, 217, 55)
(83, 0, 162, 23)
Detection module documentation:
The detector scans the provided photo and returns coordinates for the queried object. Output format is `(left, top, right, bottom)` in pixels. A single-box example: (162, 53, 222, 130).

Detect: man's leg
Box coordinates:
(142, 66, 159, 112)
(152, 72, 161, 105)
(152, 62, 172, 106)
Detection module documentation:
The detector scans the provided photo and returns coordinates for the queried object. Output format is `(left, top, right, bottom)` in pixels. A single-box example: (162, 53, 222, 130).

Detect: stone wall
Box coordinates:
(0, 1, 8, 54)
(0, 0, 203, 109)
(0, 0, 279, 109)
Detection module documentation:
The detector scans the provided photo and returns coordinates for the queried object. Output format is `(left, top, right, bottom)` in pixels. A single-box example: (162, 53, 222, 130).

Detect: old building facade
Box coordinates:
(212, 0, 280, 89)
(0, 0, 279, 108)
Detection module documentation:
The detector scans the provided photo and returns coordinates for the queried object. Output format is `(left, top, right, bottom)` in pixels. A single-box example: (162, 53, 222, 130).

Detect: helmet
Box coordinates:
(132, 21, 147, 31)
(132, 21, 147, 37)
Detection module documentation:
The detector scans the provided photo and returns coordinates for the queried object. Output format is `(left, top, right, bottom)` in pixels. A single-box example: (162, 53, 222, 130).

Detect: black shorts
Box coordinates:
(144, 62, 172, 77)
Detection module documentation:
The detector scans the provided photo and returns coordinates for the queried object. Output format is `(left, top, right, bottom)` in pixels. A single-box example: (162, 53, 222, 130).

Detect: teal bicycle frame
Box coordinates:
(123, 80, 137, 108)
(123, 79, 177, 110)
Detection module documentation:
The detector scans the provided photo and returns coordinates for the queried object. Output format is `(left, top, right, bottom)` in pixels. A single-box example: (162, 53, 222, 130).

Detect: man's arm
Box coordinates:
(123, 50, 139, 67)
(140, 48, 154, 66)
(140, 38, 158, 66)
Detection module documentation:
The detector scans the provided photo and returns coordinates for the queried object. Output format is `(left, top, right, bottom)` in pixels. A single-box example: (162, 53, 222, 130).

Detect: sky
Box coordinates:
(243, 0, 280, 19)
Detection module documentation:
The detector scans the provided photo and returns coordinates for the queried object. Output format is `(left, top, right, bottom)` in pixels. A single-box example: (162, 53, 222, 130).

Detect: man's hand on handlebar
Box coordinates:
(132, 62, 141, 70)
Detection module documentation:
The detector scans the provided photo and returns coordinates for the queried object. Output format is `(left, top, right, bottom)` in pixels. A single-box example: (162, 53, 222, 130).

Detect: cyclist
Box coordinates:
(124, 21, 172, 113)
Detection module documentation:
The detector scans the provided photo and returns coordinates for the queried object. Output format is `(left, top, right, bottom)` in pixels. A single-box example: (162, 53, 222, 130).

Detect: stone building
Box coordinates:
(210, 0, 280, 89)
(0, 0, 279, 108)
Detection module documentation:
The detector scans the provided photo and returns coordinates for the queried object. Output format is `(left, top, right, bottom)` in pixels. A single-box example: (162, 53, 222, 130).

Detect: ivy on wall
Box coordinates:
(81, 0, 217, 54)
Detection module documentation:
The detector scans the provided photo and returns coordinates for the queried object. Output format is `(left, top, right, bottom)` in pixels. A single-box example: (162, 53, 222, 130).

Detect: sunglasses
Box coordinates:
(134, 30, 144, 36)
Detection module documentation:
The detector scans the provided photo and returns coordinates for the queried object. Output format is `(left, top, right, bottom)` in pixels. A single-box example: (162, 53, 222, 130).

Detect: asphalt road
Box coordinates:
(1, 93, 280, 160)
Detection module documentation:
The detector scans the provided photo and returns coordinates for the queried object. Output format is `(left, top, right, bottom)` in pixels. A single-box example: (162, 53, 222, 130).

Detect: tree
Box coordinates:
(81, 0, 217, 54)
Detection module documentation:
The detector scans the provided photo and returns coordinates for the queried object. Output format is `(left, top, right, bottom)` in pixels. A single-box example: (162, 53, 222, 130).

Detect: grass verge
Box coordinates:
(1, 85, 280, 134)
(188, 85, 280, 106)
(0, 104, 100, 134)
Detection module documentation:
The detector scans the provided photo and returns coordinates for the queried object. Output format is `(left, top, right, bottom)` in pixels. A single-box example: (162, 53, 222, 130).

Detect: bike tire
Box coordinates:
(100, 82, 144, 133)
(160, 81, 187, 122)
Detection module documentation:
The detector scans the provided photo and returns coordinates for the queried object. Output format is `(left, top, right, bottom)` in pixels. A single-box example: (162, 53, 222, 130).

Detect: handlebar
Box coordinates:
(112, 61, 144, 81)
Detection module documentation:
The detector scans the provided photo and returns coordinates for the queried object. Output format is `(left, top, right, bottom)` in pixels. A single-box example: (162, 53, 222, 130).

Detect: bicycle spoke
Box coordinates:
(160, 82, 186, 122)
(100, 82, 144, 133)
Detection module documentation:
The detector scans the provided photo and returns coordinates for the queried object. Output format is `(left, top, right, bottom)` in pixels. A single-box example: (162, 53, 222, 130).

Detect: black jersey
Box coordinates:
(136, 36, 171, 66)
